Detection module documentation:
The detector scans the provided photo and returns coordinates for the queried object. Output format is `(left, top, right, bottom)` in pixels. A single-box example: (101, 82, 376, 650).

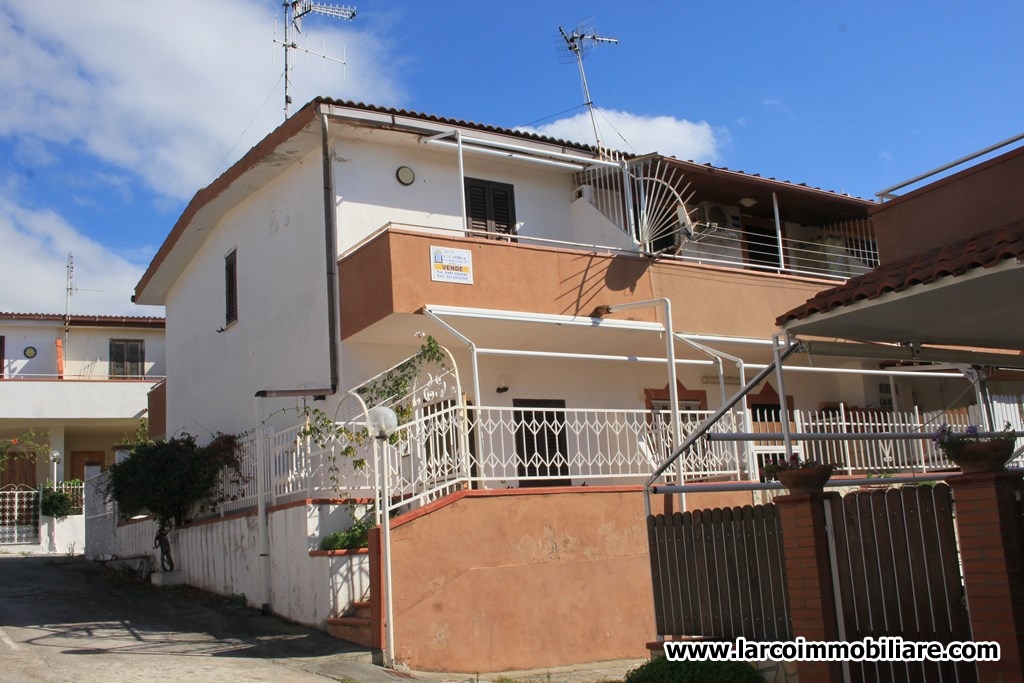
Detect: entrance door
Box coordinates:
(513, 399, 570, 487)
(70, 451, 106, 481)
(0, 455, 37, 487)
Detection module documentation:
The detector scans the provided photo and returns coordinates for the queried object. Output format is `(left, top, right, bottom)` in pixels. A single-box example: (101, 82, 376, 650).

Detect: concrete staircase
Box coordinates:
(327, 600, 374, 648)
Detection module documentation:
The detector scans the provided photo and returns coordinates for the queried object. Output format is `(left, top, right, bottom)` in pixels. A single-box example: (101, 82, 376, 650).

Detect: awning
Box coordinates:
(778, 224, 1024, 353)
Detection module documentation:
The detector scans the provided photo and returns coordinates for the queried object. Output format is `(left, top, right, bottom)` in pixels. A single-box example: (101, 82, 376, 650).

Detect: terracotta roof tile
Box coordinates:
(777, 223, 1024, 326)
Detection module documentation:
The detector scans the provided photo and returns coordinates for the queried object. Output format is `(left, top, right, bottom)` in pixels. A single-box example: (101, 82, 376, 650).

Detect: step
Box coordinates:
(351, 600, 372, 619)
(327, 616, 372, 648)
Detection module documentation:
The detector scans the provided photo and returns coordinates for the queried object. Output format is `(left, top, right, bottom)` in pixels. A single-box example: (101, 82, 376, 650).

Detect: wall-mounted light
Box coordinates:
(496, 374, 511, 394)
(395, 166, 415, 186)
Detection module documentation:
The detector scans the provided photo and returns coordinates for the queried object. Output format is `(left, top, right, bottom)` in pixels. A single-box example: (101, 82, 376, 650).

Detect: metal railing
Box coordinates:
(215, 399, 1024, 518)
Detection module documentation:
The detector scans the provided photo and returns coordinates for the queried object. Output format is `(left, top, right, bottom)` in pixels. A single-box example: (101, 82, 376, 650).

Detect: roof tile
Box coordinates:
(777, 223, 1024, 326)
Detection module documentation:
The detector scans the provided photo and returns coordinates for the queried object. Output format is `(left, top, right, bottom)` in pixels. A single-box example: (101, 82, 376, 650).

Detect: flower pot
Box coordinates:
(946, 440, 1015, 474)
(776, 465, 833, 494)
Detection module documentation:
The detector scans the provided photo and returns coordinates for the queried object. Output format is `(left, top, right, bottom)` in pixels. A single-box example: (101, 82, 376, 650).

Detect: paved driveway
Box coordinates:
(0, 554, 407, 683)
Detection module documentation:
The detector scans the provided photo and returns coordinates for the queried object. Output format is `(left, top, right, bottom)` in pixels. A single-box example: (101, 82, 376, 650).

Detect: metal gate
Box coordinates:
(0, 484, 40, 545)
(827, 484, 975, 683)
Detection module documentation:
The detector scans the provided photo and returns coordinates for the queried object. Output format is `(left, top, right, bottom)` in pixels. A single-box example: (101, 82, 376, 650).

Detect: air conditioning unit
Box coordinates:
(573, 184, 595, 203)
(699, 201, 741, 230)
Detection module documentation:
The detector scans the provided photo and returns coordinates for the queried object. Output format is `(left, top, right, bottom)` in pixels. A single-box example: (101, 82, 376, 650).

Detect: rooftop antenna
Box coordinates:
(275, 1, 356, 119)
(555, 18, 618, 156)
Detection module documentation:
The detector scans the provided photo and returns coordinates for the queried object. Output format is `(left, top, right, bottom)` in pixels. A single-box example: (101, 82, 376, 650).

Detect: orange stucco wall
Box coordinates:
(386, 486, 754, 672)
(388, 488, 654, 672)
(872, 146, 1024, 262)
(339, 230, 830, 340)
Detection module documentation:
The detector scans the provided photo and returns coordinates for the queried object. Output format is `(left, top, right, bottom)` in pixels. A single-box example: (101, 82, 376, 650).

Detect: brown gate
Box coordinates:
(828, 484, 975, 683)
(647, 504, 791, 641)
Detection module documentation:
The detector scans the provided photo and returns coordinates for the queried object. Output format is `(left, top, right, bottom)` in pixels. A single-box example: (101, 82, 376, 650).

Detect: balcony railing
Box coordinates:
(216, 402, 1024, 517)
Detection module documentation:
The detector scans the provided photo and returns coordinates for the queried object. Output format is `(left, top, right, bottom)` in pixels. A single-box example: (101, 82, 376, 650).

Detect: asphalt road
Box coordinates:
(0, 553, 410, 683)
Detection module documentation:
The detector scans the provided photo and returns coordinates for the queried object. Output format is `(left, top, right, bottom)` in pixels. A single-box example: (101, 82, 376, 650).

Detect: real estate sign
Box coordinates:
(430, 246, 473, 284)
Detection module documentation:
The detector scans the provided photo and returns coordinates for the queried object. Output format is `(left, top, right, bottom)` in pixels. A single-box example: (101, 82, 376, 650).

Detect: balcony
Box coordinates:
(0, 376, 160, 420)
(338, 225, 840, 342)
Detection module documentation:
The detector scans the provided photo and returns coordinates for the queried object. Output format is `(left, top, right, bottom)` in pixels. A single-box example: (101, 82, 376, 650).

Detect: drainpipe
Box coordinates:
(252, 112, 342, 613)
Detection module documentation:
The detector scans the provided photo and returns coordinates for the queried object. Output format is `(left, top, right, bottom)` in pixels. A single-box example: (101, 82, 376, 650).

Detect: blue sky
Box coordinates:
(1, 1, 1022, 315)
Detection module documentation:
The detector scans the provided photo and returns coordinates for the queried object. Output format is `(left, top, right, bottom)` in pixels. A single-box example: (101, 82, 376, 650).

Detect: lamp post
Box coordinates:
(366, 405, 399, 668)
(49, 449, 62, 484)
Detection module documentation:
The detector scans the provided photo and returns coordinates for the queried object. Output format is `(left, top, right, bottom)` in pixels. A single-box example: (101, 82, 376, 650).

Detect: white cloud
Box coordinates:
(0, 194, 163, 316)
(523, 108, 722, 163)
(0, 0, 405, 316)
(0, 0, 404, 201)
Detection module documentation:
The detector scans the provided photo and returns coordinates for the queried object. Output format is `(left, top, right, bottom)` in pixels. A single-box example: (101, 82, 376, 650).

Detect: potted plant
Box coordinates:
(763, 455, 835, 494)
(933, 423, 1017, 474)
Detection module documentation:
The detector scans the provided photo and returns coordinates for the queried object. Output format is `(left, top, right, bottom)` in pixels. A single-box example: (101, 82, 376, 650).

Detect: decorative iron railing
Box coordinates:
(214, 398, 1024, 518)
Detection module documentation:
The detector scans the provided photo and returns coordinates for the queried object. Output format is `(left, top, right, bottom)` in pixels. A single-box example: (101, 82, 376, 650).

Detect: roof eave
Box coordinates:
(133, 101, 324, 306)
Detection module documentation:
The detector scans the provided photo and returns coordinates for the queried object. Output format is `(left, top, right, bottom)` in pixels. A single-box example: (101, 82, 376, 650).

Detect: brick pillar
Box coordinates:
(775, 490, 843, 683)
(948, 471, 1024, 683)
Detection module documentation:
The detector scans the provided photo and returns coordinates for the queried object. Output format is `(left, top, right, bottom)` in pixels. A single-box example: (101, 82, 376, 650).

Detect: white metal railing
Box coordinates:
(666, 219, 877, 281)
(216, 399, 1024, 517)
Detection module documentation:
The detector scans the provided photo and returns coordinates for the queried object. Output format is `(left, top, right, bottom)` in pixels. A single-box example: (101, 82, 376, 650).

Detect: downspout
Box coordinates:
(253, 112, 342, 613)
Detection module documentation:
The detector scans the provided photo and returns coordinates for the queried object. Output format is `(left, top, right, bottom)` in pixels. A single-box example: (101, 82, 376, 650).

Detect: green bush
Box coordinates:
(320, 518, 373, 550)
(40, 487, 77, 519)
(624, 656, 765, 683)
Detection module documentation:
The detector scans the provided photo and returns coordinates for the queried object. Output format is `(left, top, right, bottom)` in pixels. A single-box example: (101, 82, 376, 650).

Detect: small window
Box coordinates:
(110, 340, 145, 378)
(464, 178, 516, 237)
(225, 249, 237, 326)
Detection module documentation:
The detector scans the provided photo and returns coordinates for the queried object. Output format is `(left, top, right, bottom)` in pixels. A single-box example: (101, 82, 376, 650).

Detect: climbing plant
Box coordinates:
(105, 432, 247, 570)
(299, 335, 448, 488)
(0, 428, 50, 475)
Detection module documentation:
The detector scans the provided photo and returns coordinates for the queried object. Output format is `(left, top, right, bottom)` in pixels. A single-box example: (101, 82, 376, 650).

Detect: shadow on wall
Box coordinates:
(559, 254, 651, 316)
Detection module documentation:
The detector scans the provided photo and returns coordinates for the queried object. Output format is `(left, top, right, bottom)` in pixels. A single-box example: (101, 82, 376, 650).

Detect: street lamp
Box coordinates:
(49, 449, 62, 484)
(366, 405, 399, 668)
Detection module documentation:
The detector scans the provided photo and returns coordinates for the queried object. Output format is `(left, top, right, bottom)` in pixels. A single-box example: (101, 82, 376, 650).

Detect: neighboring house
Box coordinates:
(779, 141, 1024, 356)
(0, 312, 166, 486)
(114, 99, 1022, 672)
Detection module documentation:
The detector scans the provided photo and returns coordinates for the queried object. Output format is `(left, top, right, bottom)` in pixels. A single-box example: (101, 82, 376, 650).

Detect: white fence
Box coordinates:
(206, 400, 1024, 521)
(85, 471, 370, 627)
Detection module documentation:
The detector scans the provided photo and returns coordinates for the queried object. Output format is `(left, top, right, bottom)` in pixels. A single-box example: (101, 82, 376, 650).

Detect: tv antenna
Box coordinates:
(275, 1, 356, 118)
(555, 19, 618, 156)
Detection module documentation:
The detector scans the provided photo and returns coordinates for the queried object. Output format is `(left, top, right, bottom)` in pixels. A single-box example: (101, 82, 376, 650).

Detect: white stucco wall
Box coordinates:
(1, 319, 164, 379)
(164, 150, 331, 436)
(85, 502, 370, 629)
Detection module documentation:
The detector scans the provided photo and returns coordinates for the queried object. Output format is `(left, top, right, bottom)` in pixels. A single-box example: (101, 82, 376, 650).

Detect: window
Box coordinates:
(225, 249, 237, 326)
(464, 177, 516, 237)
(110, 340, 145, 378)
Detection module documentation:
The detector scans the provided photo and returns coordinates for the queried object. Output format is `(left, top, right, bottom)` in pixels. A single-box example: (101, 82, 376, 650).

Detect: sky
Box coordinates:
(1, 1, 1022, 316)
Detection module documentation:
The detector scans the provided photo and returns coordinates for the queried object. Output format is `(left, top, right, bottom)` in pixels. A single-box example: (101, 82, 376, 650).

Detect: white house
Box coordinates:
(114, 99, 1024, 672)
(0, 312, 165, 485)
